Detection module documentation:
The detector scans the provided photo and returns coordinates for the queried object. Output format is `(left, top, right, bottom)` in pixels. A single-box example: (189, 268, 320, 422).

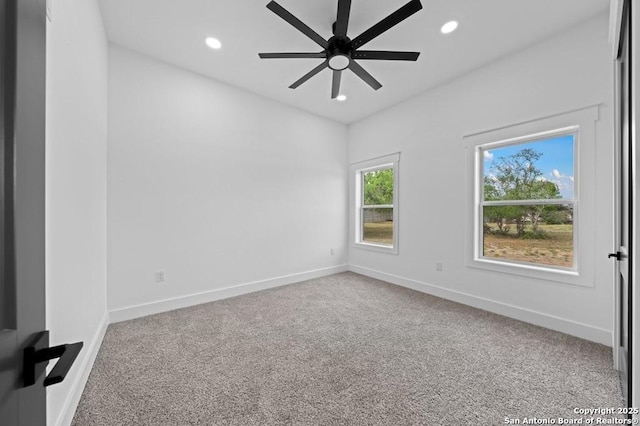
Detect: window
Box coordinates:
(479, 131, 576, 270)
(464, 106, 599, 286)
(352, 153, 399, 254)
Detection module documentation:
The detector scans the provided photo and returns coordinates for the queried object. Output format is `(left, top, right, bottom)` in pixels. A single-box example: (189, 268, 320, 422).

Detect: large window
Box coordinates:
(479, 131, 576, 270)
(464, 106, 598, 286)
(352, 153, 399, 254)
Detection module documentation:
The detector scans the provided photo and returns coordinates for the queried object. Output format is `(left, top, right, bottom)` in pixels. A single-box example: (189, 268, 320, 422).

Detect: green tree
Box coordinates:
(489, 148, 544, 200)
(484, 148, 561, 237)
(364, 169, 393, 205)
(484, 178, 517, 234)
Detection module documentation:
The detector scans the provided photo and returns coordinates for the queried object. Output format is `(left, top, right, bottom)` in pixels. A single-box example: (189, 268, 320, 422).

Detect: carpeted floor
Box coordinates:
(72, 272, 623, 425)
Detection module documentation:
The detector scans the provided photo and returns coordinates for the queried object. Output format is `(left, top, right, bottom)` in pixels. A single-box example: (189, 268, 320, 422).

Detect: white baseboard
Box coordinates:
(348, 264, 612, 346)
(54, 311, 109, 426)
(109, 264, 349, 323)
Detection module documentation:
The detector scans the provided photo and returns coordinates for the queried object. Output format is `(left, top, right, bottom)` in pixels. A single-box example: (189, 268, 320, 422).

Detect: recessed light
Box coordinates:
(336, 94, 347, 102)
(440, 21, 458, 34)
(205, 37, 222, 49)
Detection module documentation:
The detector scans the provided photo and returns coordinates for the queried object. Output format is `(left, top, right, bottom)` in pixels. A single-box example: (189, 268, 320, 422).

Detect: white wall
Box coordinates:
(45, 0, 108, 425)
(107, 46, 348, 318)
(348, 14, 615, 345)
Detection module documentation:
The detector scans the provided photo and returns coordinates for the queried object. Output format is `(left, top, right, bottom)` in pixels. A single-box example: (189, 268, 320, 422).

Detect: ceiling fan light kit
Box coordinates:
(258, 0, 423, 99)
(328, 54, 350, 71)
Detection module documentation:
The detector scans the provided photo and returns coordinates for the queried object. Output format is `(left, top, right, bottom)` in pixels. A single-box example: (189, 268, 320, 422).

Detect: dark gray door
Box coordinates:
(0, 0, 47, 424)
(613, 0, 632, 407)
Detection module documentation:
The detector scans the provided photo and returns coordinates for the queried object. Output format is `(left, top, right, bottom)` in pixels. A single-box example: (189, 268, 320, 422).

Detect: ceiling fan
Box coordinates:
(258, 0, 423, 99)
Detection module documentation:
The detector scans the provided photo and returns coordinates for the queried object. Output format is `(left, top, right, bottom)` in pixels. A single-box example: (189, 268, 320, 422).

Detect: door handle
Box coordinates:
(608, 251, 623, 261)
(23, 330, 83, 387)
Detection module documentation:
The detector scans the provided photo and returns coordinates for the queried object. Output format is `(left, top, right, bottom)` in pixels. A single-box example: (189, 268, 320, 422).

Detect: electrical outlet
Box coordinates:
(435, 262, 443, 272)
(155, 271, 166, 282)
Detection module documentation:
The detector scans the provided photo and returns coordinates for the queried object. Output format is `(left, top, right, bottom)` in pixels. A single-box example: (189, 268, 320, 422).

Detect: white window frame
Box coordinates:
(464, 106, 599, 286)
(351, 153, 400, 254)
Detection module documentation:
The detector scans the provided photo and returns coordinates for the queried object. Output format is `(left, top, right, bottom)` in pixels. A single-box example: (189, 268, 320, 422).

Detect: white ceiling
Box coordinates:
(98, 0, 609, 124)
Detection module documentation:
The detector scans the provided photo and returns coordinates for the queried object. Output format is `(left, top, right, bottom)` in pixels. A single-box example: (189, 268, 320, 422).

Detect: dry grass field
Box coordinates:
(363, 222, 573, 268)
(483, 224, 574, 267)
(363, 222, 393, 245)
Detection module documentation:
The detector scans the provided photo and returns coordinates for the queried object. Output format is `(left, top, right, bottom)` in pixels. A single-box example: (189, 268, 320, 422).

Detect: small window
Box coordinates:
(352, 153, 399, 254)
(479, 132, 576, 270)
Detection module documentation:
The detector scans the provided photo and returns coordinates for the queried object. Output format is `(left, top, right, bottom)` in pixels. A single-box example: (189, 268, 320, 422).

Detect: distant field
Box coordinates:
(483, 223, 573, 267)
(363, 222, 393, 245)
(363, 222, 572, 267)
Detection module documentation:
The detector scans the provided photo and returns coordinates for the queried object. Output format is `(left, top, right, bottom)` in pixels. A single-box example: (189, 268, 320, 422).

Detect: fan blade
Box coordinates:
(352, 50, 420, 61)
(259, 52, 327, 59)
(331, 70, 342, 99)
(289, 61, 329, 89)
(266, 1, 328, 49)
(348, 60, 382, 90)
(334, 0, 352, 37)
(351, 0, 422, 50)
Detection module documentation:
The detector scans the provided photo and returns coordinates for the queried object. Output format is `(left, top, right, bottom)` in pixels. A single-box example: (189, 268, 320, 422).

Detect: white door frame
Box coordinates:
(629, 0, 640, 411)
(612, 0, 627, 374)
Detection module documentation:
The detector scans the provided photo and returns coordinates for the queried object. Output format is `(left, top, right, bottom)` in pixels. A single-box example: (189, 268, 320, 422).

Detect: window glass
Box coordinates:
(363, 168, 394, 205)
(362, 207, 393, 245)
(480, 134, 575, 269)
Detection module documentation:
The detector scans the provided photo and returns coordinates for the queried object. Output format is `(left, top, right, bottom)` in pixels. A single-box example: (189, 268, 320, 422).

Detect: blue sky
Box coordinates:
(483, 134, 575, 198)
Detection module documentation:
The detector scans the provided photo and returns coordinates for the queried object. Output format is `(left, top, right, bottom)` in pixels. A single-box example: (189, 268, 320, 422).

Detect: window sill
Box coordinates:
(353, 242, 399, 255)
(468, 257, 591, 287)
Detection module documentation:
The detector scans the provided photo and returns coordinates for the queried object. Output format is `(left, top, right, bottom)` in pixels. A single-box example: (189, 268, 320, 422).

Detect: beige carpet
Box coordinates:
(72, 272, 623, 425)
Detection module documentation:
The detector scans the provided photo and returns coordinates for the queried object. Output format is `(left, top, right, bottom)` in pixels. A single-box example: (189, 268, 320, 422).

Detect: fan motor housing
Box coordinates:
(327, 35, 351, 70)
